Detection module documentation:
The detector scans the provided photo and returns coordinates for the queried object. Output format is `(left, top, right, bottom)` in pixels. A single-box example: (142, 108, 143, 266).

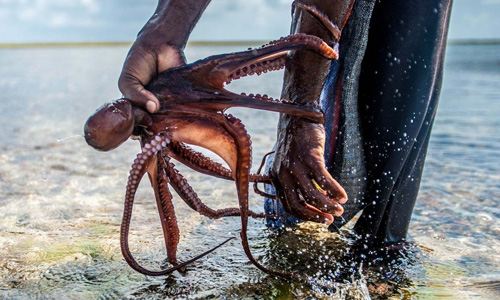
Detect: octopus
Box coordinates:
(84, 3, 341, 278)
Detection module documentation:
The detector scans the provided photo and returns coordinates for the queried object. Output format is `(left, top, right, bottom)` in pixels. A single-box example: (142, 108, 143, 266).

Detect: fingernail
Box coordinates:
(146, 100, 157, 113)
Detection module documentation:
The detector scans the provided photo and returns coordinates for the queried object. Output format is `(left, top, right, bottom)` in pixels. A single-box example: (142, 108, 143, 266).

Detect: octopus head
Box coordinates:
(84, 99, 135, 151)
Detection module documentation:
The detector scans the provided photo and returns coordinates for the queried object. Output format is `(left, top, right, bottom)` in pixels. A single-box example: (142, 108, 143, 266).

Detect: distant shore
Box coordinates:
(1, 39, 499, 49)
(0, 40, 263, 49)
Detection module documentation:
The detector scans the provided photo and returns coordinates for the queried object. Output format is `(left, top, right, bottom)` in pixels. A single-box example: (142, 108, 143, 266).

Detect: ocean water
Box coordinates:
(0, 43, 498, 299)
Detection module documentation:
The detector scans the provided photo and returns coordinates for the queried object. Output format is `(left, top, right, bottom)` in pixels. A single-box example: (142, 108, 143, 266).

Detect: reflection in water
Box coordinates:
(0, 44, 499, 299)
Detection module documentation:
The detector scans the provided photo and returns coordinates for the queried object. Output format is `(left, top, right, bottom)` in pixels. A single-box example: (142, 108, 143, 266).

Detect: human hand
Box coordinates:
(270, 117, 347, 225)
(118, 34, 186, 113)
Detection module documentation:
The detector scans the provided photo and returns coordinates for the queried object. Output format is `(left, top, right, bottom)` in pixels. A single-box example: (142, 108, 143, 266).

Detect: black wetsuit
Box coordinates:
(265, 0, 453, 246)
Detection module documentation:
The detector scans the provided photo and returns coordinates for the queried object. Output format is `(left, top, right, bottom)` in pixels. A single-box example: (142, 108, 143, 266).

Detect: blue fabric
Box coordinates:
(321, 59, 341, 161)
(263, 152, 302, 228)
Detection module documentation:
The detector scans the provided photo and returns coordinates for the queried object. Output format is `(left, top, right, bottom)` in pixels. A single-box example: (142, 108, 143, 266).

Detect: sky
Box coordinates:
(0, 0, 499, 43)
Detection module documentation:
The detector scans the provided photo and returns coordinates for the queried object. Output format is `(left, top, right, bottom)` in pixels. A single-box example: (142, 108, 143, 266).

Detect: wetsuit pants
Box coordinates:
(265, 0, 453, 246)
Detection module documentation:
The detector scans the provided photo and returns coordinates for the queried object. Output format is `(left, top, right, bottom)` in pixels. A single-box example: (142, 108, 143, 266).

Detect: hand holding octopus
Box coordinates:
(84, 1, 351, 278)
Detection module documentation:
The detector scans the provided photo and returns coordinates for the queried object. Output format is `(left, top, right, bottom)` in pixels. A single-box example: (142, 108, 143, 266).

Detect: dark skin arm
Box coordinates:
(119, 0, 211, 113)
(270, 0, 353, 224)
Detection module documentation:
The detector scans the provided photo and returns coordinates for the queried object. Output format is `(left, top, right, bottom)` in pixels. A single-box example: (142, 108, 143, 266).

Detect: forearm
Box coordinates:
(281, 0, 353, 105)
(270, 2, 351, 223)
(139, 0, 211, 49)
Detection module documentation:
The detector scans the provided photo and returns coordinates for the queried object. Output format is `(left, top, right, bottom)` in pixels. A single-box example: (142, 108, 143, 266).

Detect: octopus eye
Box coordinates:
(84, 99, 135, 151)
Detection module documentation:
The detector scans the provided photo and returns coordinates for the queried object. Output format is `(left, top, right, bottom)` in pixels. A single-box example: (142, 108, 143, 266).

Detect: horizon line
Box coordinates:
(1, 39, 500, 49)
(0, 40, 266, 49)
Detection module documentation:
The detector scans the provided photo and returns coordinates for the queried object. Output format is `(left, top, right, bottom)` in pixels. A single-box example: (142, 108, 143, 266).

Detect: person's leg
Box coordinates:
(324, 0, 376, 230)
(354, 0, 453, 245)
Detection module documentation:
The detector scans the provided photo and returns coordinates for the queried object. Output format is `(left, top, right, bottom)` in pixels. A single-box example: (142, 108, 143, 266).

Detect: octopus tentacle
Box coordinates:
(168, 141, 271, 183)
(292, 1, 342, 41)
(224, 114, 294, 278)
(250, 173, 271, 183)
(239, 92, 298, 108)
(181, 32, 337, 82)
(217, 33, 339, 77)
(154, 154, 180, 266)
(253, 151, 277, 199)
(121, 134, 233, 276)
(168, 141, 232, 180)
(161, 151, 267, 219)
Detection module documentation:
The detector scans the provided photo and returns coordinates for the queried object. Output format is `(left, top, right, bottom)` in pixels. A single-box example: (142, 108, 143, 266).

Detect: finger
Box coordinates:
(272, 172, 294, 213)
(294, 173, 344, 216)
(118, 46, 159, 113)
(305, 159, 347, 204)
(304, 203, 335, 225)
(281, 184, 333, 225)
(118, 73, 159, 113)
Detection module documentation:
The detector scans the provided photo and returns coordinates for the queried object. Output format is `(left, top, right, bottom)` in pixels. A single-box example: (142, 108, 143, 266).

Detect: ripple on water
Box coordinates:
(1, 44, 499, 299)
(37, 257, 134, 299)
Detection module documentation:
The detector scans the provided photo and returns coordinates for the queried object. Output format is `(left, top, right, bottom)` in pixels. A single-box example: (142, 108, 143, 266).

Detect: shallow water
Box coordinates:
(0, 43, 499, 299)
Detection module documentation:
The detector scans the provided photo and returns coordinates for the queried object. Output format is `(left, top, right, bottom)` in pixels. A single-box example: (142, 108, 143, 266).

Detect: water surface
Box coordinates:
(0, 43, 499, 299)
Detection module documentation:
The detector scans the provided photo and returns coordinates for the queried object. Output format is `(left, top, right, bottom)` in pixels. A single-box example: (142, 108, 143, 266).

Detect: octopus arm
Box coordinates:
(224, 114, 294, 278)
(152, 154, 180, 266)
(120, 135, 234, 276)
(168, 141, 271, 183)
(162, 140, 267, 219)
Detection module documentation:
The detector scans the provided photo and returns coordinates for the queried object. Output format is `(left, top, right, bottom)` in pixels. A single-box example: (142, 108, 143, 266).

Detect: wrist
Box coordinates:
(277, 114, 324, 141)
(136, 21, 179, 50)
(138, 0, 211, 50)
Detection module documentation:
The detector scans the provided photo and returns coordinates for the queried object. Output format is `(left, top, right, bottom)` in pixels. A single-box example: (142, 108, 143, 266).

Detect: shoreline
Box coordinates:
(1, 39, 499, 49)
(0, 40, 266, 49)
